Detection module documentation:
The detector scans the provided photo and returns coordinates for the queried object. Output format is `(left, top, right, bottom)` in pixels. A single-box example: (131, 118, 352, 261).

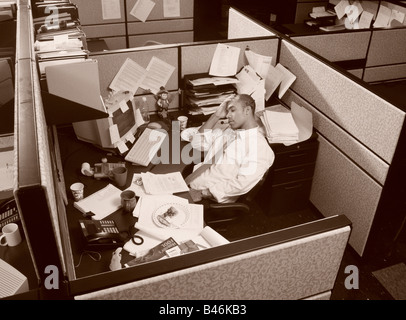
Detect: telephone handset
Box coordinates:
(79, 219, 126, 249)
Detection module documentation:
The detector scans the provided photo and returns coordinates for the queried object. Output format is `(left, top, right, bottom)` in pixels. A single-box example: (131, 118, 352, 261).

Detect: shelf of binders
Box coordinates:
(182, 73, 238, 126)
(32, 1, 89, 82)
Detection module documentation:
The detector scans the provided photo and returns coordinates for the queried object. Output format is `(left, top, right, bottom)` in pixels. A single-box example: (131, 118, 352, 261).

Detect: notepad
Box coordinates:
(73, 184, 122, 220)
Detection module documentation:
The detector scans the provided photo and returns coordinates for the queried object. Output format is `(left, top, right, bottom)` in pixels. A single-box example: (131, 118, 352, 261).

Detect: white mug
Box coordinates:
(0, 223, 22, 247)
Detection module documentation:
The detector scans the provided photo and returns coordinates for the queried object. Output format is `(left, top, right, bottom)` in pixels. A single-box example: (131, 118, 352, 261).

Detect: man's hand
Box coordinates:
(189, 188, 203, 202)
(215, 94, 235, 118)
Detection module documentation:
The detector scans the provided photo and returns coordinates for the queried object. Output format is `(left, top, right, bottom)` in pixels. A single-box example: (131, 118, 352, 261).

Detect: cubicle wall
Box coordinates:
(75, 219, 351, 300)
(289, 2, 406, 83)
(278, 39, 405, 256)
(291, 30, 371, 79)
(71, 0, 194, 50)
(228, 7, 276, 40)
(13, 0, 68, 295)
(90, 46, 180, 111)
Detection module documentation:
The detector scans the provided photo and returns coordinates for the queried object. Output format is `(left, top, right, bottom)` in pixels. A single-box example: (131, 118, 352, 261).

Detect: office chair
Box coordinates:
(182, 164, 270, 230)
(203, 168, 270, 228)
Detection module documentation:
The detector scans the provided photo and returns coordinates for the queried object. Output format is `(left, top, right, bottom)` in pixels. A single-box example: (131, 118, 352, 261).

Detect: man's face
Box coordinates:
(226, 98, 249, 130)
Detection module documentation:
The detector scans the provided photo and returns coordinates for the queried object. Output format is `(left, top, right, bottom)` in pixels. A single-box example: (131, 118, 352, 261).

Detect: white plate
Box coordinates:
(181, 127, 200, 142)
(152, 203, 190, 229)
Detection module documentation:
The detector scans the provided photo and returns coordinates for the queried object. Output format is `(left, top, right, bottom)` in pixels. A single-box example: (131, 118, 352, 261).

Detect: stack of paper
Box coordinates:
(260, 104, 299, 144)
(124, 195, 205, 257)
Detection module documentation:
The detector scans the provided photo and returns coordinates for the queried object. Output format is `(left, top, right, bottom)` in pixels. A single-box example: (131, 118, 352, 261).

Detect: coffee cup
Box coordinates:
(70, 182, 84, 201)
(112, 166, 128, 187)
(0, 223, 22, 247)
(177, 116, 188, 131)
(120, 190, 137, 213)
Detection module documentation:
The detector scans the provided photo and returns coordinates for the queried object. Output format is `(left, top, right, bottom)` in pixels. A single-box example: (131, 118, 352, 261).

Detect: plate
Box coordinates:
(181, 127, 200, 142)
(152, 203, 190, 229)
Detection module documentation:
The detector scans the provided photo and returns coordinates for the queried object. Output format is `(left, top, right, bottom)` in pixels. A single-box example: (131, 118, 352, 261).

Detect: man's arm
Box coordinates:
(198, 95, 234, 133)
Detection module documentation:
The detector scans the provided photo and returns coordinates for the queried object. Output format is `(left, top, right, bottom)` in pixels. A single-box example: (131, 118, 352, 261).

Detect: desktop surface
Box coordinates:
(57, 121, 195, 278)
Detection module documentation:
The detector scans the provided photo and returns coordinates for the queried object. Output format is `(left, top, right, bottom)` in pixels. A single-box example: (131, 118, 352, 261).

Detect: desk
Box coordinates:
(57, 122, 198, 278)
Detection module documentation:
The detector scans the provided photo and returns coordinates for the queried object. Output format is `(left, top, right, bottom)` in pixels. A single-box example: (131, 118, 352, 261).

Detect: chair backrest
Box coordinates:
(243, 168, 270, 203)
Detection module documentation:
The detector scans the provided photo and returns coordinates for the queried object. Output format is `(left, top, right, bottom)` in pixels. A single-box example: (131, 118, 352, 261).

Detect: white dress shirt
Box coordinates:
(189, 126, 274, 203)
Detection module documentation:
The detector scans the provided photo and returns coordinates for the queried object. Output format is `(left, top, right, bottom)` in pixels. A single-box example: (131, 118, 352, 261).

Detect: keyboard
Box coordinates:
(125, 128, 167, 166)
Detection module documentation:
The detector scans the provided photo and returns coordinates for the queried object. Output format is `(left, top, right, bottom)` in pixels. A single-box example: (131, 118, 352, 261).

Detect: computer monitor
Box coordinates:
(72, 96, 138, 150)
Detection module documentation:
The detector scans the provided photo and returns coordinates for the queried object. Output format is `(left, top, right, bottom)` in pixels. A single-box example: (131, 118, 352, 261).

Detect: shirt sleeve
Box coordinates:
(208, 156, 271, 203)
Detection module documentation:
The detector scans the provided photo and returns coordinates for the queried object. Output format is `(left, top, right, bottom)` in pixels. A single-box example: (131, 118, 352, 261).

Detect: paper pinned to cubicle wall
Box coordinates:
(244, 49, 272, 79)
(163, 0, 180, 18)
(130, 0, 156, 22)
(109, 58, 147, 93)
(373, 5, 391, 28)
(209, 43, 241, 77)
(101, 0, 122, 20)
(139, 56, 176, 94)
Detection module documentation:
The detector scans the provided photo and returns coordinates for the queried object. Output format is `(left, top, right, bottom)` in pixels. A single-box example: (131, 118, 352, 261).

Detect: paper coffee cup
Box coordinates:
(70, 182, 84, 201)
(177, 116, 188, 131)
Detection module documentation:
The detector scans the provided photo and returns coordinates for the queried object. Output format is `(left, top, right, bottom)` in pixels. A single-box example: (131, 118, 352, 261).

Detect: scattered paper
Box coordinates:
(130, 0, 156, 22)
(275, 63, 296, 99)
(244, 49, 272, 79)
(345, 1, 363, 24)
(209, 43, 241, 77)
(140, 56, 175, 94)
(126, 173, 147, 198)
(389, 9, 405, 26)
(264, 64, 283, 101)
(109, 58, 147, 93)
(0, 149, 13, 192)
(141, 171, 189, 195)
(109, 124, 121, 144)
(373, 5, 391, 28)
(235, 65, 265, 112)
(334, 0, 350, 20)
(163, 0, 180, 18)
(358, 10, 374, 29)
(117, 140, 129, 153)
(101, 0, 122, 20)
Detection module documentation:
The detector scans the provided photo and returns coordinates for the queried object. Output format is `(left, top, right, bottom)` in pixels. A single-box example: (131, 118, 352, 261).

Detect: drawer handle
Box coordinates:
(287, 169, 305, 174)
(284, 184, 303, 190)
(289, 153, 306, 158)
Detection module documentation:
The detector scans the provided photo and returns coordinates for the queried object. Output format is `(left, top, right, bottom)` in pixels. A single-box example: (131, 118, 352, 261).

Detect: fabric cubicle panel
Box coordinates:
(228, 7, 276, 40)
(75, 223, 351, 300)
(126, 0, 194, 22)
(364, 28, 406, 82)
(14, 0, 67, 283)
(291, 31, 371, 62)
(279, 39, 405, 256)
(90, 47, 179, 111)
(180, 38, 279, 78)
(70, 0, 126, 25)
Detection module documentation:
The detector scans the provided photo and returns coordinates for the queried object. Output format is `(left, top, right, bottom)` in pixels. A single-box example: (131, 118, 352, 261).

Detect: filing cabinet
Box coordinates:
(259, 132, 319, 215)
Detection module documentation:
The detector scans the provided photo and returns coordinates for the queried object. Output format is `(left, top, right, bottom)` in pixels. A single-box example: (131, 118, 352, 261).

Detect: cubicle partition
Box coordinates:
(288, 1, 406, 83)
(278, 38, 405, 257)
(12, 2, 356, 300)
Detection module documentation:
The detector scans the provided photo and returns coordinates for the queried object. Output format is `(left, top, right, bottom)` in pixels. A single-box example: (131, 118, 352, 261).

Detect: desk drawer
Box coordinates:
(267, 179, 313, 214)
(273, 144, 318, 168)
(272, 162, 316, 185)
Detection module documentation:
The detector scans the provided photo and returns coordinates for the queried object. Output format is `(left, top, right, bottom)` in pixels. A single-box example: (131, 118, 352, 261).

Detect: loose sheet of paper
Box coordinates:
(334, 0, 350, 20)
(101, 0, 121, 20)
(130, 0, 156, 22)
(139, 56, 175, 94)
(0, 149, 13, 191)
(109, 58, 147, 93)
(373, 5, 391, 28)
(163, 0, 180, 18)
(209, 43, 241, 77)
(244, 49, 272, 79)
(275, 63, 296, 99)
(358, 10, 374, 29)
(264, 64, 283, 100)
(235, 65, 265, 112)
(141, 171, 189, 195)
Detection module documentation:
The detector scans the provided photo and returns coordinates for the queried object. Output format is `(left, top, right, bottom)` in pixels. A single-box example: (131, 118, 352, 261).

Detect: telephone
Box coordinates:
(79, 219, 127, 249)
(93, 162, 126, 179)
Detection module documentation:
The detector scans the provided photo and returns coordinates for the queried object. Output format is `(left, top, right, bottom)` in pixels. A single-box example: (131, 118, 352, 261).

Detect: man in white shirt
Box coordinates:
(187, 94, 274, 203)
